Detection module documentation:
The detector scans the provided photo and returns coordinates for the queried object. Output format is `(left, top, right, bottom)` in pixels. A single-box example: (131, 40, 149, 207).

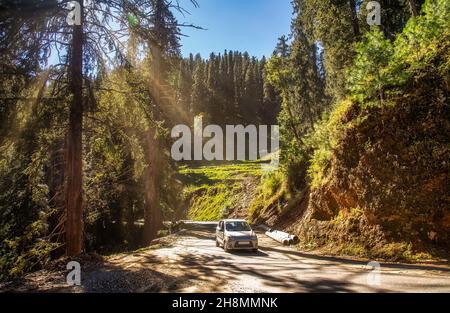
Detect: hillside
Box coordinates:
(178, 161, 264, 221)
(249, 1, 450, 262)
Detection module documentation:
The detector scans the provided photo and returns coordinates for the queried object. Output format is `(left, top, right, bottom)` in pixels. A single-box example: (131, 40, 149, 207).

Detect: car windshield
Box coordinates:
(225, 221, 251, 232)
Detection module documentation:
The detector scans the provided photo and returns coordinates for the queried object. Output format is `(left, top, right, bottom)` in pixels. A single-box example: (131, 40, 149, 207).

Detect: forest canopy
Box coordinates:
(1, 0, 449, 282)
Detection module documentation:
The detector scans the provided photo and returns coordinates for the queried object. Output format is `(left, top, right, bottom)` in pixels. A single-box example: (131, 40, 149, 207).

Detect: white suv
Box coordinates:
(216, 219, 258, 252)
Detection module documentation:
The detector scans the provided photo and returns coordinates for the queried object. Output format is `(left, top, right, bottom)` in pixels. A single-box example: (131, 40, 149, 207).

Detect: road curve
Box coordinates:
(3, 222, 449, 293)
(156, 222, 450, 292)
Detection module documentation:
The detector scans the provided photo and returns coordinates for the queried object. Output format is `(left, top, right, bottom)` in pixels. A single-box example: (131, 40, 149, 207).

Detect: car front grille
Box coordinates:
(233, 241, 253, 248)
(232, 237, 254, 241)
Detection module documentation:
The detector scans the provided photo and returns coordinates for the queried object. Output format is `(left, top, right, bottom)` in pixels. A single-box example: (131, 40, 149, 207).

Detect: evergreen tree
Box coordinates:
(174, 50, 280, 126)
(296, 0, 359, 101)
(0, 0, 192, 261)
(190, 54, 208, 117)
(273, 35, 290, 57)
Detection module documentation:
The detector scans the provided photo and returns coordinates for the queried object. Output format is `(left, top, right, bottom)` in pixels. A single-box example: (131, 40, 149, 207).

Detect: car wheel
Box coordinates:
(252, 248, 258, 253)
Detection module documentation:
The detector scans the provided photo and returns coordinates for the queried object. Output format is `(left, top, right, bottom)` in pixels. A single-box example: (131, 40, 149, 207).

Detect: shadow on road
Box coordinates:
(6, 227, 448, 293)
(262, 245, 450, 273)
(172, 253, 355, 292)
(228, 250, 269, 257)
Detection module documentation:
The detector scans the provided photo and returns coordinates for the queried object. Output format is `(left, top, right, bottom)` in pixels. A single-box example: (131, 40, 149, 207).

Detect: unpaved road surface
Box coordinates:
(3, 222, 450, 293)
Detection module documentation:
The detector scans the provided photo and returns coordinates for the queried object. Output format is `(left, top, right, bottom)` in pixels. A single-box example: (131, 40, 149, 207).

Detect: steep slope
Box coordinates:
(250, 1, 450, 262)
(297, 86, 449, 260)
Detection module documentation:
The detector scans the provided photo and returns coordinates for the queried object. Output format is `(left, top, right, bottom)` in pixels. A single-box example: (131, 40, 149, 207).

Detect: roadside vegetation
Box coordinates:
(249, 0, 450, 262)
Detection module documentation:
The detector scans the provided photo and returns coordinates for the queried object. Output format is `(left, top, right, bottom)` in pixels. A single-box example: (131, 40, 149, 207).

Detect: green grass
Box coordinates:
(178, 161, 264, 221)
(248, 170, 288, 223)
(305, 99, 355, 189)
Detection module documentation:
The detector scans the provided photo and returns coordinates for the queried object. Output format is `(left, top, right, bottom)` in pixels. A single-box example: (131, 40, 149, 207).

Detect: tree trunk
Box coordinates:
(143, 40, 164, 244)
(65, 2, 84, 256)
(407, 0, 419, 17)
(143, 127, 162, 244)
(143, 0, 165, 244)
(349, 0, 360, 38)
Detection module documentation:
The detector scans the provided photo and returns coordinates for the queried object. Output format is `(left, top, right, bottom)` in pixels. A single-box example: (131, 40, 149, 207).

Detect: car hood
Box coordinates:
(226, 231, 255, 237)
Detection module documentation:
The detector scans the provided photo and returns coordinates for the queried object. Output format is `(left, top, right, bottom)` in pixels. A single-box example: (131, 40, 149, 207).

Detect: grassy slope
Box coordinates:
(178, 161, 264, 221)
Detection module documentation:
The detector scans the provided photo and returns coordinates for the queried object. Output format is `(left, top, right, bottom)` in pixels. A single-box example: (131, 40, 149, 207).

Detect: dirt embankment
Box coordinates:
(254, 77, 450, 263)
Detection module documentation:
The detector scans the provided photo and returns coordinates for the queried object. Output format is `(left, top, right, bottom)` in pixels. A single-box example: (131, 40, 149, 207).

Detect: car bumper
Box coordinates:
(226, 239, 258, 250)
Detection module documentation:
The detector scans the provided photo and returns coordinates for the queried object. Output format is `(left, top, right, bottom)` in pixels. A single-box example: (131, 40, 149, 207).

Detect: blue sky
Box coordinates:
(174, 0, 293, 59)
